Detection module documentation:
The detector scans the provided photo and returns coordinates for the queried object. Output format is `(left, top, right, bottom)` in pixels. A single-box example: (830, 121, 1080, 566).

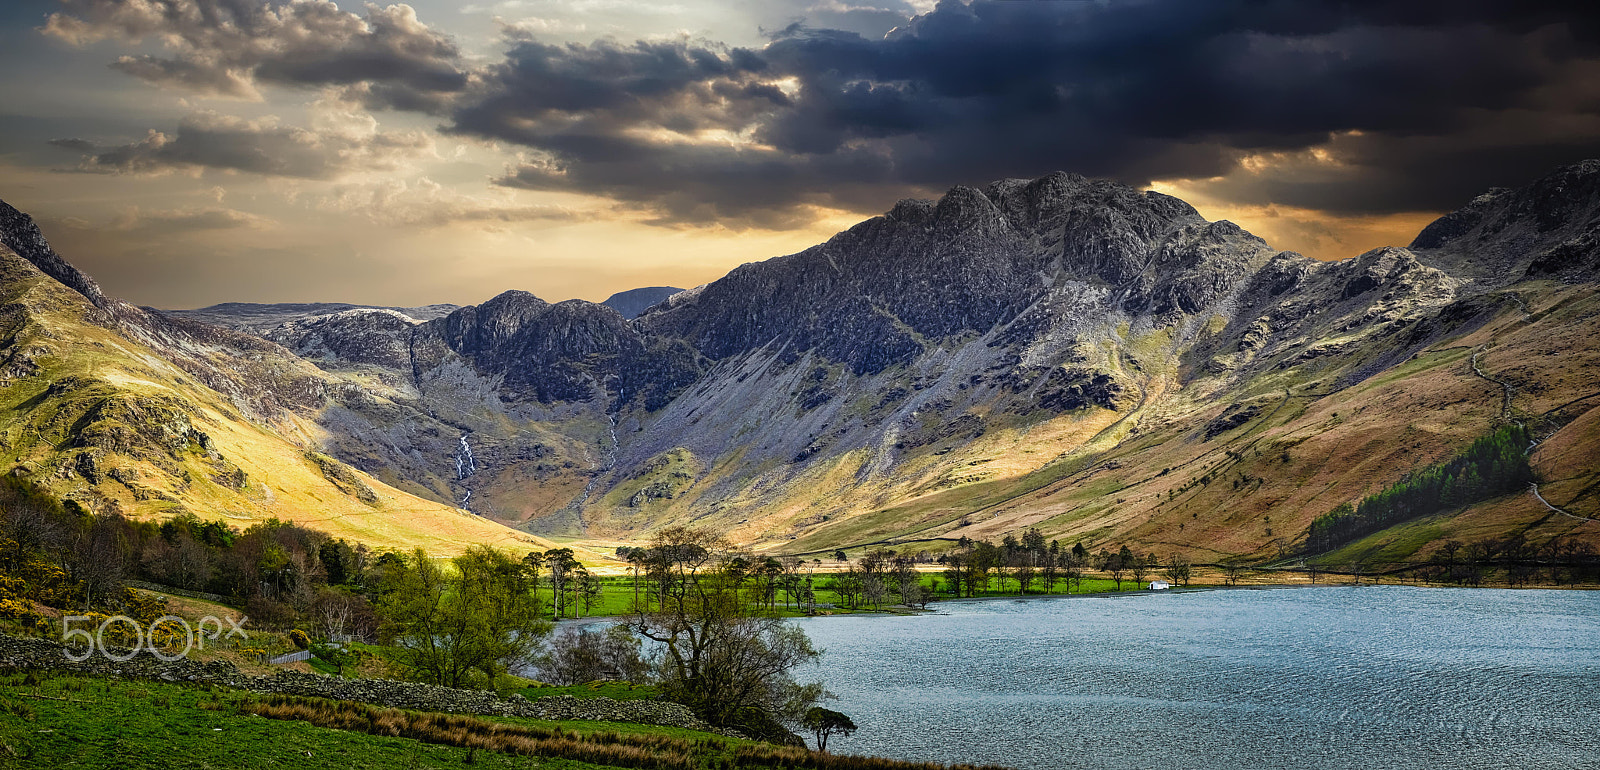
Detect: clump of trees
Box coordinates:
(523, 547, 602, 619)
(933, 531, 1174, 597)
(829, 549, 935, 610)
(1421, 534, 1600, 587)
(0, 475, 381, 636)
(1307, 424, 1537, 552)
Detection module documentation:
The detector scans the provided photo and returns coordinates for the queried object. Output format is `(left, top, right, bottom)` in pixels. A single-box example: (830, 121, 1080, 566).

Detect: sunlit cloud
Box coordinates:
(51, 110, 435, 179)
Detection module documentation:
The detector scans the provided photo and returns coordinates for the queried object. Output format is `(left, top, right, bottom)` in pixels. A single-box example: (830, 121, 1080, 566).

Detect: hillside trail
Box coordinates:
(1470, 307, 1600, 527)
(1470, 344, 1515, 421)
(1529, 481, 1600, 524)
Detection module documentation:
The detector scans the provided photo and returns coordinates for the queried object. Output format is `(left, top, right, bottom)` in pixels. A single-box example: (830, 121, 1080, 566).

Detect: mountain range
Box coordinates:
(2, 161, 1597, 565)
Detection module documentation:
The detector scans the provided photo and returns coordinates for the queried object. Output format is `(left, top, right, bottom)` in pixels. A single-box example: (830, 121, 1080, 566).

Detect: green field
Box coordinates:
(549, 572, 1151, 621)
(0, 670, 1012, 770)
(0, 670, 659, 769)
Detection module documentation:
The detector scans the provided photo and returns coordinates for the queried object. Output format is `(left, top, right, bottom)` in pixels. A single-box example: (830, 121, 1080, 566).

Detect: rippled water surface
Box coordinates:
(795, 586, 1600, 769)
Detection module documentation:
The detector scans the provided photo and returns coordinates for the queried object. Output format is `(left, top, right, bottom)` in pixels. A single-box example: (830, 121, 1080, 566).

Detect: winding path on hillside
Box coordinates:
(1530, 482, 1600, 524)
(1470, 344, 1516, 421)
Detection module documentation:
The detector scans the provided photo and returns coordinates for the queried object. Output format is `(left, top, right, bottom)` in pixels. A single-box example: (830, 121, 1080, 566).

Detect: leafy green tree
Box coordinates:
(803, 707, 858, 752)
(543, 548, 581, 619)
(377, 546, 550, 689)
(1022, 528, 1047, 554)
(1104, 546, 1132, 590)
(309, 642, 355, 676)
(319, 539, 358, 586)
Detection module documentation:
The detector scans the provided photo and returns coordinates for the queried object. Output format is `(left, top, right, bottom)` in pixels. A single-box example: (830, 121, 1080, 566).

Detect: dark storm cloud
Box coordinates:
(44, 0, 467, 109)
(47, 138, 97, 153)
(56, 111, 431, 178)
(452, 37, 780, 142)
(453, 0, 1600, 225)
(44, 0, 1600, 226)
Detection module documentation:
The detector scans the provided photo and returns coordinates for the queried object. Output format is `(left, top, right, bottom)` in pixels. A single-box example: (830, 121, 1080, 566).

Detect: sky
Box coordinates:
(0, 0, 1597, 310)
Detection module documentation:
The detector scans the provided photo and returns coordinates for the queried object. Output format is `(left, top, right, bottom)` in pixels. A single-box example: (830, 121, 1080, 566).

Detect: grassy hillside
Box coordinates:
(0, 245, 554, 558)
(633, 282, 1600, 565)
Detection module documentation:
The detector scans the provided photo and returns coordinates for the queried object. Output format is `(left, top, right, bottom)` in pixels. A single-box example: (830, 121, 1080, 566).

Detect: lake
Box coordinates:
(794, 585, 1600, 769)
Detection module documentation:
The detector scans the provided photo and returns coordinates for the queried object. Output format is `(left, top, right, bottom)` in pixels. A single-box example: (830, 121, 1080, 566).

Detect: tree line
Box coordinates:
(815, 530, 1194, 611)
(617, 545, 832, 614)
(0, 487, 838, 747)
(0, 471, 635, 644)
(1417, 533, 1599, 587)
(937, 531, 1191, 597)
(1306, 424, 1538, 553)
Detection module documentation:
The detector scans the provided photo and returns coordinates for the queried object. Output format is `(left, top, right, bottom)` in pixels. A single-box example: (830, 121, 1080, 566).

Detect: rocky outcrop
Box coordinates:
(304, 451, 380, 506)
(0, 198, 108, 309)
(1411, 160, 1600, 288)
(637, 173, 1258, 375)
(265, 309, 421, 371)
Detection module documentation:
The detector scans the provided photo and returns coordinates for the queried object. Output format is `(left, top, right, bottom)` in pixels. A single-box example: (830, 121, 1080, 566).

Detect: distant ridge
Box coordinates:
(603, 287, 683, 319)
(169, 301, 461, 332)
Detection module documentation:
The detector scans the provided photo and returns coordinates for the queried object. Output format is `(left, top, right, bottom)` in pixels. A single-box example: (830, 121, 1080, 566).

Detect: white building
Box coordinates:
(1148, 580, 1172, 590)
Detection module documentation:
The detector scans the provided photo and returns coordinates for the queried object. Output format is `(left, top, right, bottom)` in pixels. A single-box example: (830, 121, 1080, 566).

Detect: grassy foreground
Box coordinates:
(0, 670, 590, 769)
(0, 670, 1007, 770)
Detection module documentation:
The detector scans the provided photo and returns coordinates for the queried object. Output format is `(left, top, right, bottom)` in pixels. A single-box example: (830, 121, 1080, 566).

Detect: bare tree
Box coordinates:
(1041, 542, 1061, 593)
(1131, 553, 1155, 587)
(1013, 552, 1037, 594)
(1223, 563, 1248, 586)
(1164, 555, 1191, 587)
(1105, 545, 1133, 590)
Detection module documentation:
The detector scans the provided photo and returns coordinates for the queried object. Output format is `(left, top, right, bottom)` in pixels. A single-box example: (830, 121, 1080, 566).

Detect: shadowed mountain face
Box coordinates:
(2, 162, 1598, 565)
(1410, 159, 1600, 288)
(169, 302, 460, 333)
(603, 287, 683, 320)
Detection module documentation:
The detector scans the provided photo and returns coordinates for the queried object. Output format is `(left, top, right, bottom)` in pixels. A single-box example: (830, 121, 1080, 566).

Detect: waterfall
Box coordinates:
(454, 433, 477, 512)
(455, 434, 477, 480)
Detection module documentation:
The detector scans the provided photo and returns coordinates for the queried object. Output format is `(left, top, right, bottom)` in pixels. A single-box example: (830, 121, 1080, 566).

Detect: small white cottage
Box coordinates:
(1148, 580, 1172, 590)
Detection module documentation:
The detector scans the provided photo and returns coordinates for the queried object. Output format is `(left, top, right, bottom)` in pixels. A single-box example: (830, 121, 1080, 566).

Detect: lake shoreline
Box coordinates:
(822, 580, 1598, 619)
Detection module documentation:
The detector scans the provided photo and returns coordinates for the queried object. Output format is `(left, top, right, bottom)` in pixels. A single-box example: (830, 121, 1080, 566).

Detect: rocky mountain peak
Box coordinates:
(437, 290, 553, 350)
(643, 171, 1263, 377)
(1410, 159, 1600, 288)
(0, 197, 108, 309)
